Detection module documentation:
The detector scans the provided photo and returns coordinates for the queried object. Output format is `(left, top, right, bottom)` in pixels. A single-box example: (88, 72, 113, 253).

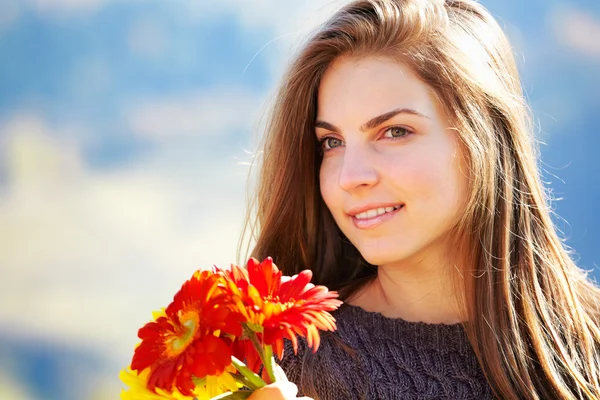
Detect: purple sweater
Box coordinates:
(279, 303, 494, 399)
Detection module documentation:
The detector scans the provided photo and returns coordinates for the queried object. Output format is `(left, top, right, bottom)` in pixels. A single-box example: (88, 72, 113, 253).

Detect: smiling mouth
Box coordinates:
(353, 204, 403, 220)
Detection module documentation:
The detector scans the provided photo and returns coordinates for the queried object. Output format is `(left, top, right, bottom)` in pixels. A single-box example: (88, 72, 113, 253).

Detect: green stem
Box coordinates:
(247, 329, 266, 362)
(242, 325, 277, 383)
(231, 356, 267, 389)
(262, 345, 277, 384)
(233, 373, 260, 391)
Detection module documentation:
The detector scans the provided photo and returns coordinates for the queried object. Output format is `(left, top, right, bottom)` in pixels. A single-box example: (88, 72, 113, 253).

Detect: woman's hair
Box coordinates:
(240, 0, 600, 398)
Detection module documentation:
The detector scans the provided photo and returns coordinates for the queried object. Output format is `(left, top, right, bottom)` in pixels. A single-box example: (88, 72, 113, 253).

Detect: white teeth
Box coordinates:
(354, 205, 402, 220)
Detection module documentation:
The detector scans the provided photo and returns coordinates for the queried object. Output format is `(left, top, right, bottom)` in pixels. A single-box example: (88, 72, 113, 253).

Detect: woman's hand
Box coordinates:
(247, 382, 313, 400)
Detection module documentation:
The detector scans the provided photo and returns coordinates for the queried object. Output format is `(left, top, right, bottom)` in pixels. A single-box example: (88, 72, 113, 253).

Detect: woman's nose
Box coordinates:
(337, 145, 378, 192)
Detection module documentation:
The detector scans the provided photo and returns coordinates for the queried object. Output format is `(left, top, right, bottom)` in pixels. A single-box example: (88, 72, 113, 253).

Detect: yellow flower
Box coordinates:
(120, 366, 242, 400)
(120, 368, 193, 400)
(193, 369, 241, 400)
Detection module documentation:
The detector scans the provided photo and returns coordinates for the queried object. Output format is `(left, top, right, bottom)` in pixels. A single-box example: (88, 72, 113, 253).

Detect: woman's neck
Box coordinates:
(348, 253, 467, 325)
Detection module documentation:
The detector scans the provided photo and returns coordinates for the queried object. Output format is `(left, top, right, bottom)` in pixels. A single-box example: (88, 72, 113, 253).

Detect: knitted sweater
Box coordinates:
(279, 303, 494, 399)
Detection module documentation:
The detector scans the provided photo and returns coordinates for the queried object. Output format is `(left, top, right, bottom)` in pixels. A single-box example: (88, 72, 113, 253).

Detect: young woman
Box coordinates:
(245, 0, 600, 399)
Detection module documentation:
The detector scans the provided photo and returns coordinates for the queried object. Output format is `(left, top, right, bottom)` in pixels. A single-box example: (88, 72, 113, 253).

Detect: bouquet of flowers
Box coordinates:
(120, 257, 342, 399)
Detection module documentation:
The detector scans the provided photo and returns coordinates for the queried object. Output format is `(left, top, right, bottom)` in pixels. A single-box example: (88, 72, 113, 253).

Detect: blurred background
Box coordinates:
(0, 0, 598, 398)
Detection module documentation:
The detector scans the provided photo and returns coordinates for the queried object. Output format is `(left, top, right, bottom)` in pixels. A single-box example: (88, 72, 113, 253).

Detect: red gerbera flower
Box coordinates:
(130, 268, 244, 396)
(226, 257, 342, 360)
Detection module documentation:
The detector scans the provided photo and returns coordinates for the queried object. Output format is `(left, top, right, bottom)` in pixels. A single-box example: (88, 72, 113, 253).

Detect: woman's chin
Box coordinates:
(358, 250, 411, 267)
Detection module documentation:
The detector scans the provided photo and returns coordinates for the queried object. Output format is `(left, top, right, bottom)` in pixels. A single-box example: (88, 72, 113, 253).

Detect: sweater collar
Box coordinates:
(333, 303, 473, 354)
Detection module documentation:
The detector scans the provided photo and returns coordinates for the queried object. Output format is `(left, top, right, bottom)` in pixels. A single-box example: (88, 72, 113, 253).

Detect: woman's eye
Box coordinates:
(322, 137, 343, 150)
(383, 126, 411, 138)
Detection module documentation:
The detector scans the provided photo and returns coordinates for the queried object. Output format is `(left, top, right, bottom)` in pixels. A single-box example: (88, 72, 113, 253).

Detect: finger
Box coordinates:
(273, 381, 298, 397)
(274, 364, 289, 382)
(248, 381, 299, 400)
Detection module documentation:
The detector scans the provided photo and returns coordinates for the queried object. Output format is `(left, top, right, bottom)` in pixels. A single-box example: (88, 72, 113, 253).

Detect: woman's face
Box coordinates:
(316, 56, 469, 267)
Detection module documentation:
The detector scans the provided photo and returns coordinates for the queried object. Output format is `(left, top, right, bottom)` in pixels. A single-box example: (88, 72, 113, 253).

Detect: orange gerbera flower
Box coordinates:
(130, 268, 244, 396)
(226, 257, 342, 360)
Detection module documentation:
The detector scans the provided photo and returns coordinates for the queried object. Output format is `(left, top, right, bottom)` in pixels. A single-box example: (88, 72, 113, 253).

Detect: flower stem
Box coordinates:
(233, 373, 260, 391)
(247, 329, 266, 360)
(231, 356, 267, 389)
(243, 326, 277, 384)
(262, 345, 277, 384)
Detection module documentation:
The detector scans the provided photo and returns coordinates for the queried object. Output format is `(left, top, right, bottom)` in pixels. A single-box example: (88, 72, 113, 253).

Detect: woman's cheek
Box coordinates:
(319, 162, 338, 208)
(383, 154, 430, 195)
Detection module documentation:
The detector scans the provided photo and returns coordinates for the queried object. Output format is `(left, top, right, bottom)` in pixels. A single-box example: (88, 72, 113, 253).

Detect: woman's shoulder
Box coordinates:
(277, 336, 366, 400)
(276, 305, 370, 399)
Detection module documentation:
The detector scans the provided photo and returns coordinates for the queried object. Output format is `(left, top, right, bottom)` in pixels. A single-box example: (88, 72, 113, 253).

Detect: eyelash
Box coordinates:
(318, 126, 413, 152)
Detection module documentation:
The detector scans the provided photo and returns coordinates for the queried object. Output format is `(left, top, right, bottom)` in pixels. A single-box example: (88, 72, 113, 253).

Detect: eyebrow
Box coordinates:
(314, 108, 430, 133)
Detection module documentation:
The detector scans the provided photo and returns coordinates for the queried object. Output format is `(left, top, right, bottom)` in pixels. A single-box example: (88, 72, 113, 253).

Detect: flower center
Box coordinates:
(166, 312, 199, 357)
(263, 297, 298, 316)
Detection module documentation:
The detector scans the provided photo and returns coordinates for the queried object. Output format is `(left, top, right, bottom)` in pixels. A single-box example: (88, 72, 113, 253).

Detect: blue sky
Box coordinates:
(0, 0, 598, 398)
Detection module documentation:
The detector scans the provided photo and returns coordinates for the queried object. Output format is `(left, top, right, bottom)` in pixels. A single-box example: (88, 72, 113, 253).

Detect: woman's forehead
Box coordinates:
(316, 57, 442, 127)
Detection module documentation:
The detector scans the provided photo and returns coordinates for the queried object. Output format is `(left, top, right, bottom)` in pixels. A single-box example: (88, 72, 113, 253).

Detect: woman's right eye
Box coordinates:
(321, 137, 344, 150)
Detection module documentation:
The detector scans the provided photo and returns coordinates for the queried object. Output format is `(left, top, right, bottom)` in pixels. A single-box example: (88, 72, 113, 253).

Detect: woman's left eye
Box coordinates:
(383, 126, 411, 139)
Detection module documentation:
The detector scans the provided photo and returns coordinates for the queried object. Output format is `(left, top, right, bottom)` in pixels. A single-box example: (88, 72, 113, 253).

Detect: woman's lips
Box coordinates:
(351, 204, 404, 229)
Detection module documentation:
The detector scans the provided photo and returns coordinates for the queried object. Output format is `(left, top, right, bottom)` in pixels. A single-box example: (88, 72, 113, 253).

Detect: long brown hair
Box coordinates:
(240, 0, 600, 398)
